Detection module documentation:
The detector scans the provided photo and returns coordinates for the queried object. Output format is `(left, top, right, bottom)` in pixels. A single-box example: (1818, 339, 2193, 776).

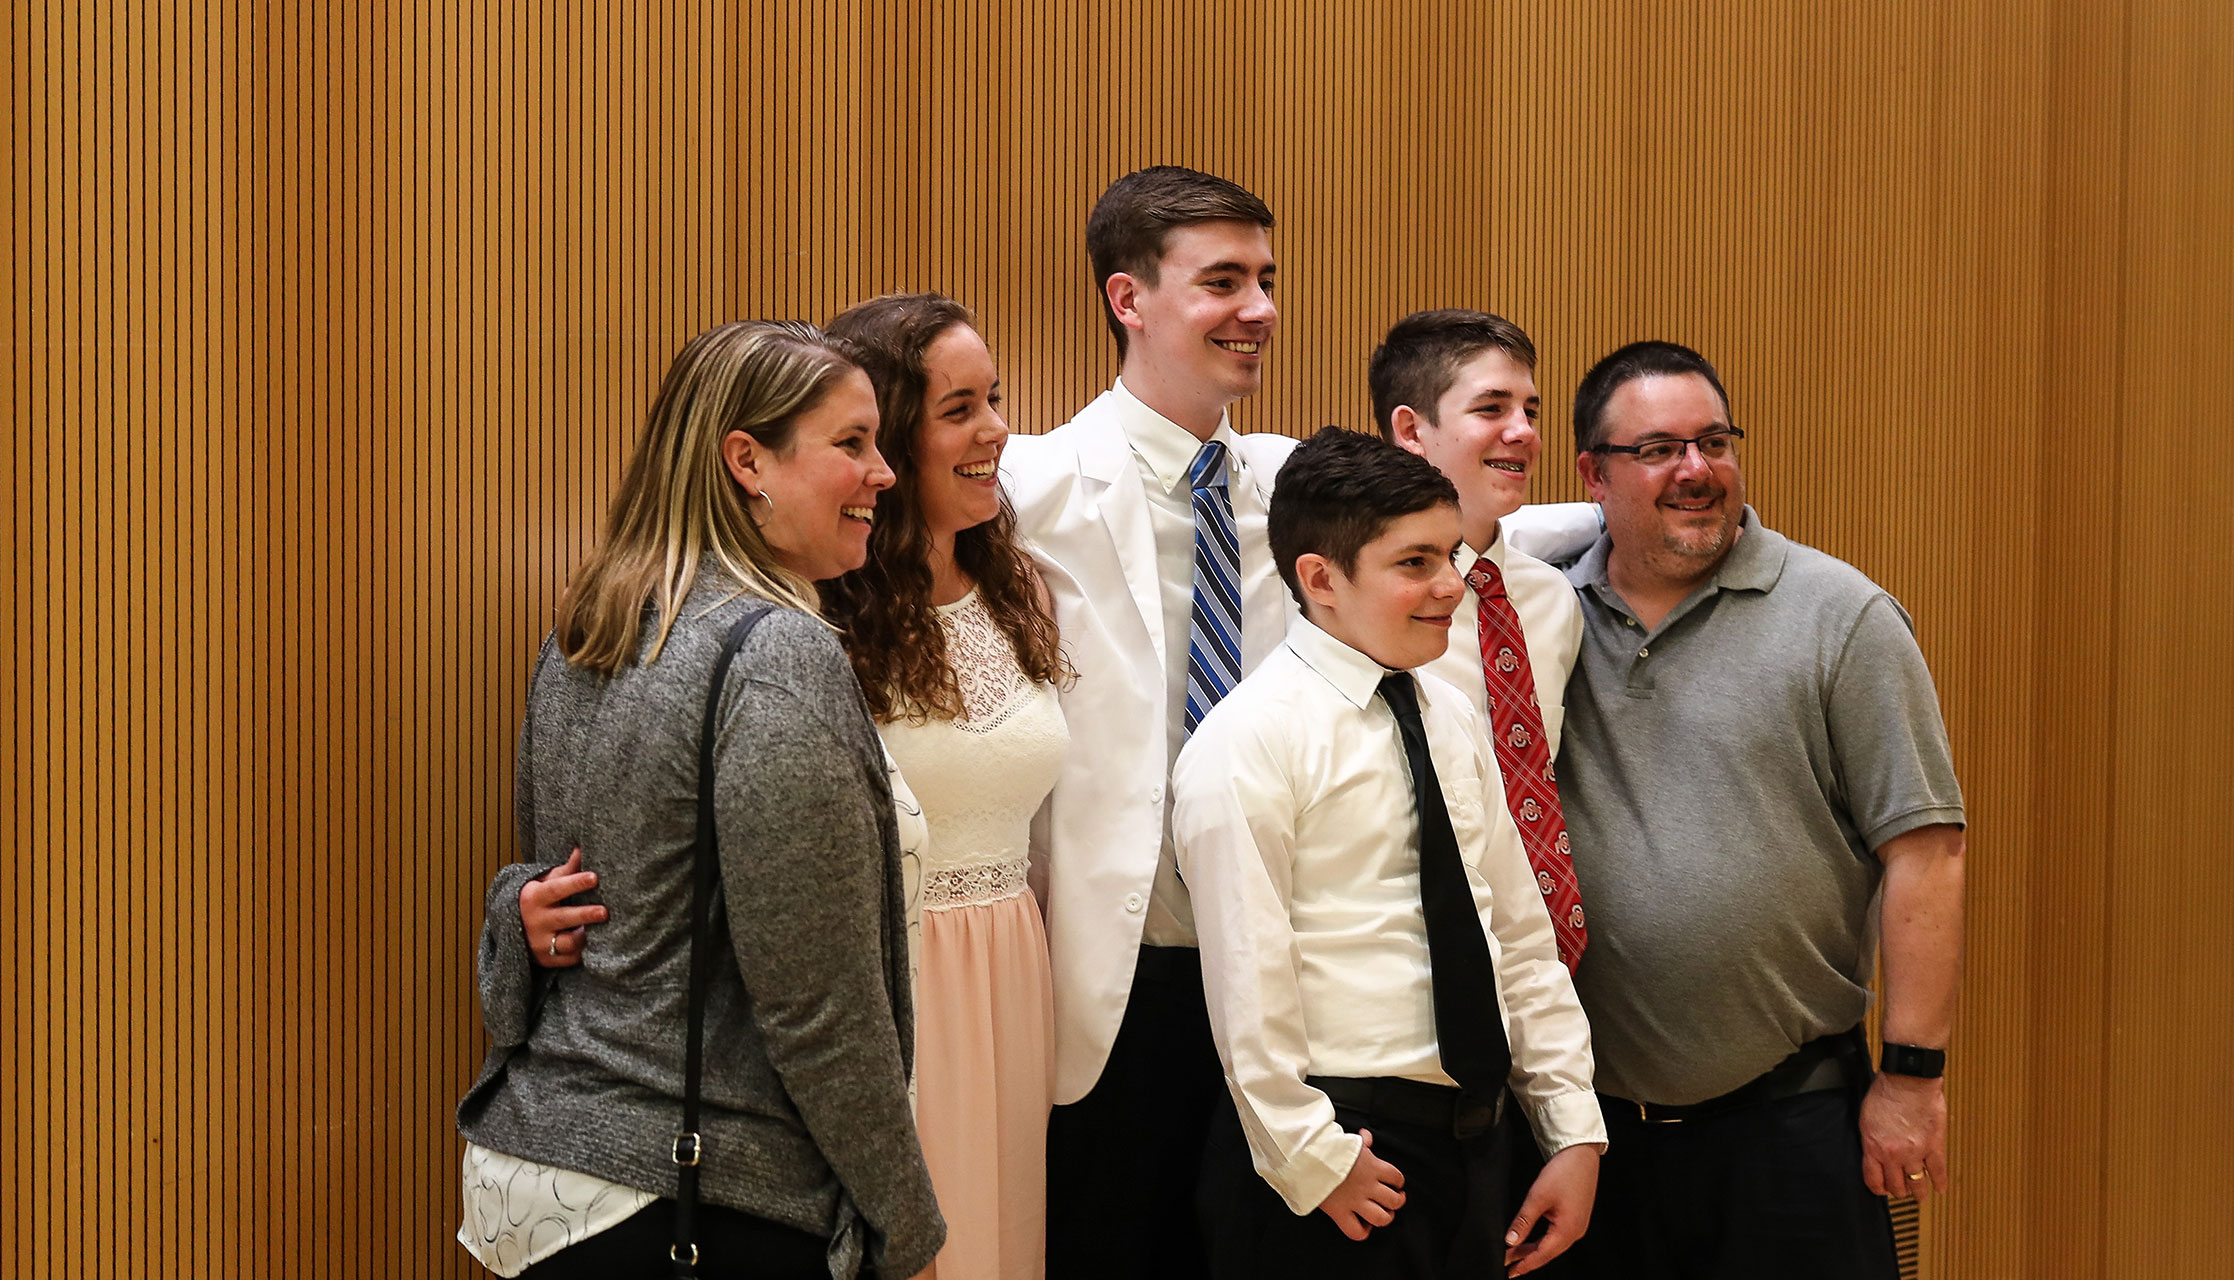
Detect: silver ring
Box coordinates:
(548, 934, 559, 958)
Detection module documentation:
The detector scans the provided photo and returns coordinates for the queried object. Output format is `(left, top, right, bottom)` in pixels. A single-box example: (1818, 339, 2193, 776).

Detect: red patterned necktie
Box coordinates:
(1466, 556, 1589, 972)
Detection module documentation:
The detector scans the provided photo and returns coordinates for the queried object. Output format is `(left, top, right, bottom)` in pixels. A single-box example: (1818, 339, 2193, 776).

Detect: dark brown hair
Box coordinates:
(1085, 166, 1275, 357)
(820, 293, 1070, 722)
(1367, 308, 1539, 441)
(1572, 340, 1733, 453)
(1269, 426, 1459, 609)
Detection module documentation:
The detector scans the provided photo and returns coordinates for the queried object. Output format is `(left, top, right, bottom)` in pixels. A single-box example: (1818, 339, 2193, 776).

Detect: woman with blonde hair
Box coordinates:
(457, 320, 944, 1279)
(823, 294, 1069, 1280)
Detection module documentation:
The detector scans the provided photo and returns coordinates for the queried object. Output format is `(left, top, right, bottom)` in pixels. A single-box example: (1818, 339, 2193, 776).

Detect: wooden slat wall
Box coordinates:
(12, 2, 2231, 1275)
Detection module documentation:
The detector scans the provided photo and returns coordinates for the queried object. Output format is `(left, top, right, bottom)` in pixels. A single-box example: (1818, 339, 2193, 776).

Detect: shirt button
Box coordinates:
(1124, 893, 1145, 913)
(1639, 647, 1651, 658)
(1624, 617, 1637, 627)
(1149, 785, 1164, 804)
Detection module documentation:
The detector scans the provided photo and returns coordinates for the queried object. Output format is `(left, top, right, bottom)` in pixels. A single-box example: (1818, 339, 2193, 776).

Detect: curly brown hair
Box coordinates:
(820, 293, 1069, 723)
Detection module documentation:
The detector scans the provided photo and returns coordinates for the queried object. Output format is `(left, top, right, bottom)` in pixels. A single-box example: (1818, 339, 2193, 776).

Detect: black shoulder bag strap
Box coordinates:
(672, 604, 774, 1276)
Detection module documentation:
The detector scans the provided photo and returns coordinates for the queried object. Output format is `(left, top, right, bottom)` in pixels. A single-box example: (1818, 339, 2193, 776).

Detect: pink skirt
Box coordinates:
(910, 889, 1055, 1280)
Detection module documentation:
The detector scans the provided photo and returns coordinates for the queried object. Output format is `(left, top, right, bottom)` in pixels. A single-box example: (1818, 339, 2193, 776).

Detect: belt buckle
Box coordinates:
(1454, 1091, 1505, 1140)
(1638, 1100, 1684, 1124)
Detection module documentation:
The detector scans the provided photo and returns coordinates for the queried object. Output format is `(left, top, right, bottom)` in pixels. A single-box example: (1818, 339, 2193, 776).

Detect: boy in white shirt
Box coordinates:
(1173, 427, 1606, 1279)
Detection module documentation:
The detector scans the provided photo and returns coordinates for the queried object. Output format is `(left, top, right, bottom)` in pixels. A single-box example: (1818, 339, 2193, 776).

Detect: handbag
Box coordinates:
(671, 604, 774, 1277)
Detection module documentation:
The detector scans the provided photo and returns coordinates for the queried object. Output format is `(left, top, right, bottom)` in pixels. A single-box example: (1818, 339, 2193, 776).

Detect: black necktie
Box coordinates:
(1377, 672, 1513, 1101)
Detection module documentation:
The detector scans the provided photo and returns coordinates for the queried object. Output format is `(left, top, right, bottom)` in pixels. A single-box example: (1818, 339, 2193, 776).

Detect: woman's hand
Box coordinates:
(521, 848, 607, 968)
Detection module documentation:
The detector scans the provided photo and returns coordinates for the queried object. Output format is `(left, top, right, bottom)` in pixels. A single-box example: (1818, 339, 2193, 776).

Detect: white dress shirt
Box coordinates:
(1114, 382, 1252, 947)
(1172, 617, 1606, 1216)
(1419, 524, 1584, 761)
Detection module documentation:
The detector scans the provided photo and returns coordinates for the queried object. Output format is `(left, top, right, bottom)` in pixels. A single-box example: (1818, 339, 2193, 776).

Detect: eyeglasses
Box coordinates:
(1592, 427, 1744, 468)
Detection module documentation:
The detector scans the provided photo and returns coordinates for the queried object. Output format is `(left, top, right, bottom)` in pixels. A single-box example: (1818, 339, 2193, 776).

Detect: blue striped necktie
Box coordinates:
(1184, 440, 1243, 737)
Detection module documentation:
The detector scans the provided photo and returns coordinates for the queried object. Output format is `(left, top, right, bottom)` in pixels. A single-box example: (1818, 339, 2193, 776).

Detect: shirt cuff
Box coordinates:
(1266, 1126, 1363, 1217)
(1526, 1090, 1612, 1160)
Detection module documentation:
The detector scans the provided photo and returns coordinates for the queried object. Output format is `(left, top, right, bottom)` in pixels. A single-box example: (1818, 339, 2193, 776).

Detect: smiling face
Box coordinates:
(1109, 219, 1278, 434)
(741, 368, 895, 582)
(1577, 371, 1746, 591)
(1301, 504, 1466, 672)
(1391, 347, 1542, 548)
(911, 324, 1010, 545)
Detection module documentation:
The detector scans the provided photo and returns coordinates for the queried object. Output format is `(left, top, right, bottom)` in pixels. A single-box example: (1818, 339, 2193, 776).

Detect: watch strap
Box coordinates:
(1879, 1042, 1947, 1078)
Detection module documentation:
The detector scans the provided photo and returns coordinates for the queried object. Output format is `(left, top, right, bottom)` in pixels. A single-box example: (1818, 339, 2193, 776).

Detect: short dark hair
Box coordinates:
(1572, 340, 1733, 453)
(1269, 427, 1459, 608)
(1085, 166, 1275, 357)
(1367, 309, 1539, 440)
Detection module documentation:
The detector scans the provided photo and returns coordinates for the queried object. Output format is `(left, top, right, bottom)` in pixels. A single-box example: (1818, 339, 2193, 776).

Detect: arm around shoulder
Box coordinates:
(1501, 503, 1602, 565)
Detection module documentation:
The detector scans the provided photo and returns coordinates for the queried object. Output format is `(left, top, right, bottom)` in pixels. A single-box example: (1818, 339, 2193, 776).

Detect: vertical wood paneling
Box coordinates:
(11, 3, 2232, 1276)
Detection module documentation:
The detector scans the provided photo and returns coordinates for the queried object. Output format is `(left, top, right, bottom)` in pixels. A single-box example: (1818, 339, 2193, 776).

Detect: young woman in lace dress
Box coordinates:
(823, 294, 1071, 1280)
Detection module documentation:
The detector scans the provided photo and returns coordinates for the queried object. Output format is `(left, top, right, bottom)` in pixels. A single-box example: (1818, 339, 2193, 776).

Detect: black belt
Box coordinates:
(1600, 1028, 1869, 1125)
(1307, 1074, 1508, 1140)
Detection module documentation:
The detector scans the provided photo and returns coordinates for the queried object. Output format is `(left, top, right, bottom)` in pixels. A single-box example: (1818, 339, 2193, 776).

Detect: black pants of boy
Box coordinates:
(1045, 944, 1226, 1280)
(1563, 1084, 1899, 1280)
(519, 1198, 831, 1279)
(1195, 1081, 1513, 1280)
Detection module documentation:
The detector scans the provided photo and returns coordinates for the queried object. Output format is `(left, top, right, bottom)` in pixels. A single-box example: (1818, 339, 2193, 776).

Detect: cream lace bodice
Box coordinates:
(880, 589, 1068, 910)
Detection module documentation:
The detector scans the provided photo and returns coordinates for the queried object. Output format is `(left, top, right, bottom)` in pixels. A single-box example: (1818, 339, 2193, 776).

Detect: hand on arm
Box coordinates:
(1316, 1130, 1406, 1241)
(1861, 821, 1965, 1200)
(1505, 1142, 1599, 1274)
(519, 848, 608, 968)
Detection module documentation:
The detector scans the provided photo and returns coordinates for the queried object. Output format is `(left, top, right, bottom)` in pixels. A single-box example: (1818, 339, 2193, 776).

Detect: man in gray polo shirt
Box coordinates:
(1552, 341, 1966, 1280)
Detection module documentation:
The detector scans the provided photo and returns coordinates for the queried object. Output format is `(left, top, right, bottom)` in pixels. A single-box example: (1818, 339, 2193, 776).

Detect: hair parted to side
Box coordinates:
(552, 320, 849, 674)
(1269, 426, 1460, 609)
(1367, 308, 1540, 440)
(820, 293, 1071, 724)
(1572, 340, 1733, 453)
(1085, 165, 1275, 358)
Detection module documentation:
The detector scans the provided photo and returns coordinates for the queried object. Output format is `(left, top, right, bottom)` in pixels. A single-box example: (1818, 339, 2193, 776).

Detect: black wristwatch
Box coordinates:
(1879, 1042, 1948, 1079)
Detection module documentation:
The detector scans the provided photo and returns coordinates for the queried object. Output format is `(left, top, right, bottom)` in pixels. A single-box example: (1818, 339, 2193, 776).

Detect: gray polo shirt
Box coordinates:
(1556, 506, 1964, 1105)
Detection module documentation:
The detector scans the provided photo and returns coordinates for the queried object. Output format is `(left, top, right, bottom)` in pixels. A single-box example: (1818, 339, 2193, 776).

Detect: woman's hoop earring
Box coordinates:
(752, 488, 777, 520)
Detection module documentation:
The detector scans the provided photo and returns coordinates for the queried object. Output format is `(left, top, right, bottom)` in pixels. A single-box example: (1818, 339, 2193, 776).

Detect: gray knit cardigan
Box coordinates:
(457, 575, 943, 1278)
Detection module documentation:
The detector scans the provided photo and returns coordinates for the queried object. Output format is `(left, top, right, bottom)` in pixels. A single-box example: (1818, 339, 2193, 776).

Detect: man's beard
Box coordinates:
(1662, 519, 1733, 562)
(1658, 484, 1736, 563)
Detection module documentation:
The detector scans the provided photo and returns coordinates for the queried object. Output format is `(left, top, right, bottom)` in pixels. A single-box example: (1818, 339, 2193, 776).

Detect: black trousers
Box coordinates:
(518, 1198, 830, 1279)
(1045, 945, 1226, 1280)
(1564, 1083, 1899, 1280)
(1196, 1084, 1514, 1280)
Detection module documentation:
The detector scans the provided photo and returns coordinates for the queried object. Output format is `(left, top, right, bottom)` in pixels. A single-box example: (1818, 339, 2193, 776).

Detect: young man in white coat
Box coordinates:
(1001, 165, 1295, 1279)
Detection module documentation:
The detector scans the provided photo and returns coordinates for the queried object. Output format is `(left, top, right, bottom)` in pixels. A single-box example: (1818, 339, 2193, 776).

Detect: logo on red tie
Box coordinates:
(1495, 646, 1520, 674)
